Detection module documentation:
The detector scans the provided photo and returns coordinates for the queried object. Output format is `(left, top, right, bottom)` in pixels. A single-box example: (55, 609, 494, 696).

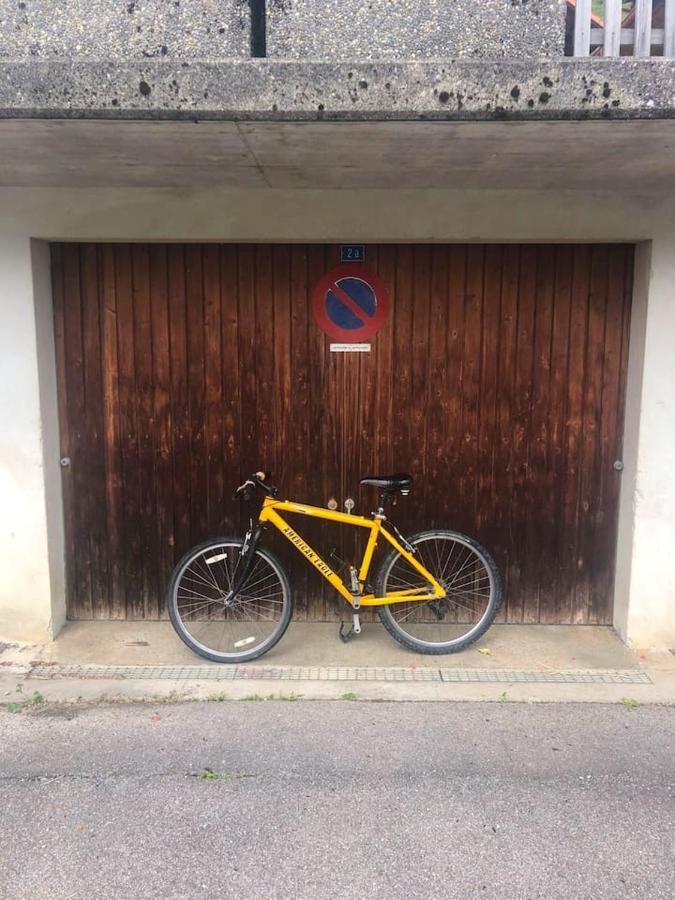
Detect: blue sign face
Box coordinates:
(312, 263, 390, 342)
(340, 244, 365, 263)
(326, 277, 376, 330)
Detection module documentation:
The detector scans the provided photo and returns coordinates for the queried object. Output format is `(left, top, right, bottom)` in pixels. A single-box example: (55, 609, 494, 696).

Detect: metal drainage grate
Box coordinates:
(28, 664, 652, 685)
(438, 669, 652, 685)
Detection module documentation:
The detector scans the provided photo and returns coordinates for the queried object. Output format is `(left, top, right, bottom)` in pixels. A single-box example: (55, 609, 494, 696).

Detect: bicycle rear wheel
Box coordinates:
(167, 537, 293, 663)
(376, 530, 502, 654)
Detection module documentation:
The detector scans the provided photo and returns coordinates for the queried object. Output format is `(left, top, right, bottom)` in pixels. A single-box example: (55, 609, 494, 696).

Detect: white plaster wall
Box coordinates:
(0, 186, 673, 647)
(0, 237, 65, 643)
(616, 238, 675, 649)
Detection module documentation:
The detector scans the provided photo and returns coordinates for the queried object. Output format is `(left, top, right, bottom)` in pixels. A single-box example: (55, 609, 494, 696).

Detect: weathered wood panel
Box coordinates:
(53, 243, 633, 624)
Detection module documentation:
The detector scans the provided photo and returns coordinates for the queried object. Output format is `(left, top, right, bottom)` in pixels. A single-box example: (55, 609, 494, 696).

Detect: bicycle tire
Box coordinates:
(375, 529, 502, 655)
(167, 537, 293, 664)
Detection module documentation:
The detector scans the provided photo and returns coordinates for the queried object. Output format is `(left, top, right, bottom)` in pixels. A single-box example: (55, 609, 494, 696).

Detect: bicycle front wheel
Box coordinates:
(376, 530, 502, 655)
(167, 538, 293, 663)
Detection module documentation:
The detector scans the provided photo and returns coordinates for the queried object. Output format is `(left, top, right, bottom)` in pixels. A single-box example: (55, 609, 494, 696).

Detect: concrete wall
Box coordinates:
(0, 0, 250, 59)
(0, 186, 673, 649)
(0, 0, 567, 61)
(266, 0, 566, 60)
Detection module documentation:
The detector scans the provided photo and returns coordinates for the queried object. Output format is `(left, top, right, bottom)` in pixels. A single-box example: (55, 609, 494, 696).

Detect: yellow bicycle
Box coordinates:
(167, 472, 502, 663)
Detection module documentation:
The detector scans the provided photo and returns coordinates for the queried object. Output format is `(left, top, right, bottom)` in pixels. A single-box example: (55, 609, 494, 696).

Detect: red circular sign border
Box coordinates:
(312, 264, 390, 342)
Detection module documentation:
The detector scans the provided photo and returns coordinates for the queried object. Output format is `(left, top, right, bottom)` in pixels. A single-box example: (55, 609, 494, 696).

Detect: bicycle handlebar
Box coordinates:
(233, 471, 278, 501)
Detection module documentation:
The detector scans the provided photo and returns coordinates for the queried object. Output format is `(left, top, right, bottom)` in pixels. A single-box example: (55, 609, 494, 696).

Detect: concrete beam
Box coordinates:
(0, 59, 673, 121)
(2, 119, 675, 191)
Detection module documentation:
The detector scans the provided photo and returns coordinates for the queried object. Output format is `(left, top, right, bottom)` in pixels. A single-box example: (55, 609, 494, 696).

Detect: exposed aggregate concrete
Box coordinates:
(266, 0, 567, 60)
(0, 58, 673, 120)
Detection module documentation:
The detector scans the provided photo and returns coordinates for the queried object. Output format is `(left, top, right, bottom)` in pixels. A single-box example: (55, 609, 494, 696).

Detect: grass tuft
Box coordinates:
(621, 696, 640, 709)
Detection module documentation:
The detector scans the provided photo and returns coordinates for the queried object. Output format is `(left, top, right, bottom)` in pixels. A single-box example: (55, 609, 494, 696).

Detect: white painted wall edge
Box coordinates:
(0, 187, 672, 243)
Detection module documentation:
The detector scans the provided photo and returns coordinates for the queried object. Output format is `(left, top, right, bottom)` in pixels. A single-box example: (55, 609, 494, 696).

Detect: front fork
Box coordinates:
(223, 520, 265, 603)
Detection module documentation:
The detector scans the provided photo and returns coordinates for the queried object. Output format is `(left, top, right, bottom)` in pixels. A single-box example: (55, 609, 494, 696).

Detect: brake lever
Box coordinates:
(233, 479, 255, 502)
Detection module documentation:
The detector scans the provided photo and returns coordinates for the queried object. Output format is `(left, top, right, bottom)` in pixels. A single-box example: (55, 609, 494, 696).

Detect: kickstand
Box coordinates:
(339, 613, 362, 643)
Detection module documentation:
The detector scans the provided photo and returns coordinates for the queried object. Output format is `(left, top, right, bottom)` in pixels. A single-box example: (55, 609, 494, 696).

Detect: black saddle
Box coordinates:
(359, 473, 413, 495)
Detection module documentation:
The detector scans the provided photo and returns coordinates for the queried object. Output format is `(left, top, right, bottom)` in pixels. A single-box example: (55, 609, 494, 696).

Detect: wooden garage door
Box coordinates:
(52, 243, 633, 624)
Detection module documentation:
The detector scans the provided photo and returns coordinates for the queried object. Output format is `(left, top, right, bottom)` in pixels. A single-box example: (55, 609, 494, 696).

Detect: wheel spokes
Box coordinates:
(384, 534, 495, 645)
(173, 543, 288, 657)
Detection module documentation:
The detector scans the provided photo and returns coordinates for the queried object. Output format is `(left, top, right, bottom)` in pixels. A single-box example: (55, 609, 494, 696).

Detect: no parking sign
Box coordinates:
(312, 264, 390, 343)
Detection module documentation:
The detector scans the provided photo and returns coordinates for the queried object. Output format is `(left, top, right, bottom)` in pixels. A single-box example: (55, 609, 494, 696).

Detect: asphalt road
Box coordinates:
(1, 701, 673, 900)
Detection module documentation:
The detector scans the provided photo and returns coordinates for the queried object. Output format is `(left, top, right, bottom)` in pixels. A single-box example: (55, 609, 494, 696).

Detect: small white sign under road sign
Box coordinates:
(329, 343, 371, 352)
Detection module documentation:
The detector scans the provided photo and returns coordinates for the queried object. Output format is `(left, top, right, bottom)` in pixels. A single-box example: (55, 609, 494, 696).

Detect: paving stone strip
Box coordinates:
(27, 664, 652, 685)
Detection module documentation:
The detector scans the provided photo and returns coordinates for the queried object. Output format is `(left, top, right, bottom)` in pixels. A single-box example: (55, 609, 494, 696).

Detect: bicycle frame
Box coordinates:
(258, 497, 445, 607)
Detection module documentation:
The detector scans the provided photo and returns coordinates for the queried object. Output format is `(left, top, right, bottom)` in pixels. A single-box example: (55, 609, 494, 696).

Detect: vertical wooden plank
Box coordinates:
(237, 244, 258, 487)
(81, 244, 108, 618)
(272, 245, 292, 489)
(298, 245, 323, 620)
(323, 243, 345, 621)
(410, 245, 432, 524)
(219, 244, 241, 533)
(604, 0, 623, 56)
(634, 0, 653, 56)
(573, 0, 592, 55)
(167, 245, 191, 561)
(546, 245, 574, 625)
(203, 244, 224, 536)
(356, 245, 379, 499)
(254, 245, 275, 474)
(560, 245, 591, 624)
(289, 245, 310, 500)
(130, 245, 156, 620)
(476, 246, 502, 544)
(149, 244, 174, 618)
(99, 245, 125, 619)
(288, 244, 311, 610)
(525, 245, 555, 623)
(460, 245, 484, 538)
(114, 244, 141, 619)
(185, 244, 207, 548)
(576, 245, 609, 623)
(445, 245, 468, 535)
(391, 245, 414, 476)
(374, 244, 396, 476)
(425, 246, 451, 525)
(508, 246, 536, 623)
(493, 245, 519, 622)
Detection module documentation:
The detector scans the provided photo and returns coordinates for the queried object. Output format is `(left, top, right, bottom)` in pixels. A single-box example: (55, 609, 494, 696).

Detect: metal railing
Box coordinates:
(569, 0, 675, 56)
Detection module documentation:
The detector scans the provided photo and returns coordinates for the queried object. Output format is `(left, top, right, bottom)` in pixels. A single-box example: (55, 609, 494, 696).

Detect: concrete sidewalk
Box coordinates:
(1, 622, 674, 706)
